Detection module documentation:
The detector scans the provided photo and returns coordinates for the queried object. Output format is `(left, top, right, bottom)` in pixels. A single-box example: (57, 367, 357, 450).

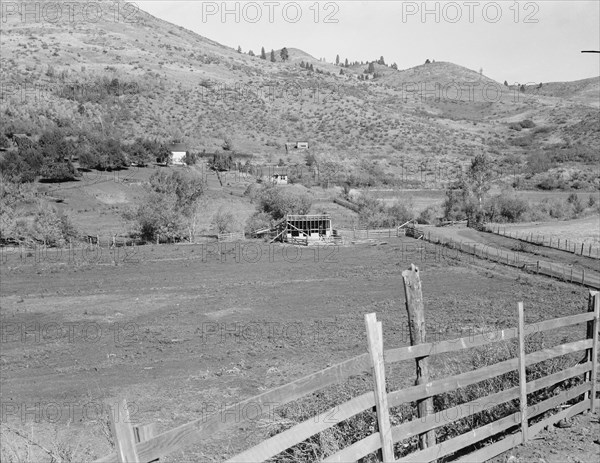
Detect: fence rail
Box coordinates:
(337, 227, 405, 240)
(484, 224, 600, 259)
(93, 288, 599, 463)
(217, 231, 245, 242)
(409, 227, 600, 290)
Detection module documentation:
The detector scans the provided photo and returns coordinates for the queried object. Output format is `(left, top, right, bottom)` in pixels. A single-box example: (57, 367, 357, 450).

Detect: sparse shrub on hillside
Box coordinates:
(536, 173, 564, 191)
(520, 119, 535, 129)
(508, 123, 522, 131)
(588, 194, 597, 207)
(526, 151, 553, 174)
(212, 207, 237, 234)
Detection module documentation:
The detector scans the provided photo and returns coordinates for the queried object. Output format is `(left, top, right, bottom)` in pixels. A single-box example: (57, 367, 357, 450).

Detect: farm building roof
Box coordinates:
(170, 143, 187, 152)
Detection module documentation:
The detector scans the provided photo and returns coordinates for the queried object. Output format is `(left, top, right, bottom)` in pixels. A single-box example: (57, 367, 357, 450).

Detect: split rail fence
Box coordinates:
(94, 290, 599, 463)
(484, 224, 600, 260)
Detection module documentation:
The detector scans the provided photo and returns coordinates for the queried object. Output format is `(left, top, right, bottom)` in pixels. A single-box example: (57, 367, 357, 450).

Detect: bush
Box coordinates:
(520, 119, 536, 129)
(257, 186, 312, 220)
(487, 193, 529, 222)
(417, 205, 441, 224)
(212, 207, 237, 234)
(32, 206, 78, 246)
(245, 212, 273, 236)
(123, 170, 205, 242)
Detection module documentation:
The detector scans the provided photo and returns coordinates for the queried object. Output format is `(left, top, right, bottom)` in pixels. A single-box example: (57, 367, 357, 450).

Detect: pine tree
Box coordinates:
(344, 58, 349, 67)
(391, 63, 398, 70)
(270, 49, 276, 62)
(260, 47, 266, 60)
(237, 45, 242, 53)
(280, 47, 289, 61)
(378, 56, 385, 65)
(367, 62, 375, 73)
(503, 80, 508, 86)
(300, 60, 305, 68)
(335, 54, 340, 65)
(339, 68, 344, 75)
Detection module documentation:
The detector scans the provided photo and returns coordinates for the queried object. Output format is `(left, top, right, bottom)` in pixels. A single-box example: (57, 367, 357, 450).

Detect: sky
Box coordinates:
(138, 1, 600, 84)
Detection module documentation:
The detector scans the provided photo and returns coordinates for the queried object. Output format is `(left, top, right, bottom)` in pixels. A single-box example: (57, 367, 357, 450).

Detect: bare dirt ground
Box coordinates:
(0, 238, 598, 461)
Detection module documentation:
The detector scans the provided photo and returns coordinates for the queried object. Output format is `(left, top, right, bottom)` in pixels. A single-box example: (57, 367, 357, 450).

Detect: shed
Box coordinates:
(169, 143, 187, 165)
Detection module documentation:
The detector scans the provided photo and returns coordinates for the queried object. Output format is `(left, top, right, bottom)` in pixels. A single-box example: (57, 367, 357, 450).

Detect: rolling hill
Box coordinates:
(1, 0, 599, 236)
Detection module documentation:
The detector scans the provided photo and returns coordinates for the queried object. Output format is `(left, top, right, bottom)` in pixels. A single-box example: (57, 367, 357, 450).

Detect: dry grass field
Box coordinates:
(1, 2, 599, 461)
(496, 215, 600, 246)
(1, 238, 595, 461)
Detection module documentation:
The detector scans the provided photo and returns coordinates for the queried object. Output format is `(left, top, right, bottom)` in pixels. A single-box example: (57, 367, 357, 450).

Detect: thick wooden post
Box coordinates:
(517, 302, 528, 442)
(108, 399, 138, 462)
(401, 264, 436, 451)
(586, 291, 599, 413)
(581, 243, 585, 255)
(365, 313, 394, 462)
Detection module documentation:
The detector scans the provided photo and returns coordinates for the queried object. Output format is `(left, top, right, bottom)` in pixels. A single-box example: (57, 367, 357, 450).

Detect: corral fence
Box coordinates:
(410, 228, 600, 290)
(217, 231, 245, 242)
(483, 224, 600, 260)
(337, 221, 416, 241)
(93, 283, 599, 463)
(338, 227, 404, 240)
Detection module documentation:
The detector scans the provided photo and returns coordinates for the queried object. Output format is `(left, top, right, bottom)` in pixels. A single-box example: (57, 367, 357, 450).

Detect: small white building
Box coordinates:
(169, 143, 187, 165)
(271, 174, 288, 185)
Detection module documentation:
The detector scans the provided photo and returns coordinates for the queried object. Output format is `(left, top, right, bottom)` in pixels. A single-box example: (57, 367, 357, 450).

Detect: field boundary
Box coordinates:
(484, 224, 600, 260)
(92, 289, 599, 463)
(217, 231, 245, 242)
(408, 226, 600, 290)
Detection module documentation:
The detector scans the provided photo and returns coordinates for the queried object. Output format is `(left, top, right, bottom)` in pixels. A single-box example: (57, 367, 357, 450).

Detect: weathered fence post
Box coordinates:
(134, 423, 159, 462)
(581, 243, 585, 256)
(107, 398, 138, 462)
(517, 302, 528, 442)
(586, 291, 599, 413)
(365, 313, 394, 462)
(401, 264, 436, 451)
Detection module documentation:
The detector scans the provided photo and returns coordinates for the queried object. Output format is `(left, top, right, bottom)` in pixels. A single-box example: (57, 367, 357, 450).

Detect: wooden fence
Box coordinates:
(410, 227, 600, 290)
(93, 290, 599, 463)
(337, 227, 405, 240)
(217, 231, 245, 242)
(484, 224, 600, 260)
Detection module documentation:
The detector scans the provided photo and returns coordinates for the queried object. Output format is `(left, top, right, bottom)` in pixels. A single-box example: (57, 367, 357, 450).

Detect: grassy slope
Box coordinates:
(1, 1, 598, 234)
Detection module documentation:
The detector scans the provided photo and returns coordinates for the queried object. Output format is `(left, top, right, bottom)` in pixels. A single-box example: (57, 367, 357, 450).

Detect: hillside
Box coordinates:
(1, 0, 599, 237)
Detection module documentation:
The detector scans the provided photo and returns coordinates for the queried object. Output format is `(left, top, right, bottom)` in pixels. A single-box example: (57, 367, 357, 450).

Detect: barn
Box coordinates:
(169, 143, 187, 165)
(282, 214, 332, 243)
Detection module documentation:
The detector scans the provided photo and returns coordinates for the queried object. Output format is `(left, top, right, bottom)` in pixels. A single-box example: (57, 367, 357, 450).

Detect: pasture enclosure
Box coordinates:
(406, 225, 600, 290)
(484, 224, 600, 259)
(93, 276, 599, 463)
